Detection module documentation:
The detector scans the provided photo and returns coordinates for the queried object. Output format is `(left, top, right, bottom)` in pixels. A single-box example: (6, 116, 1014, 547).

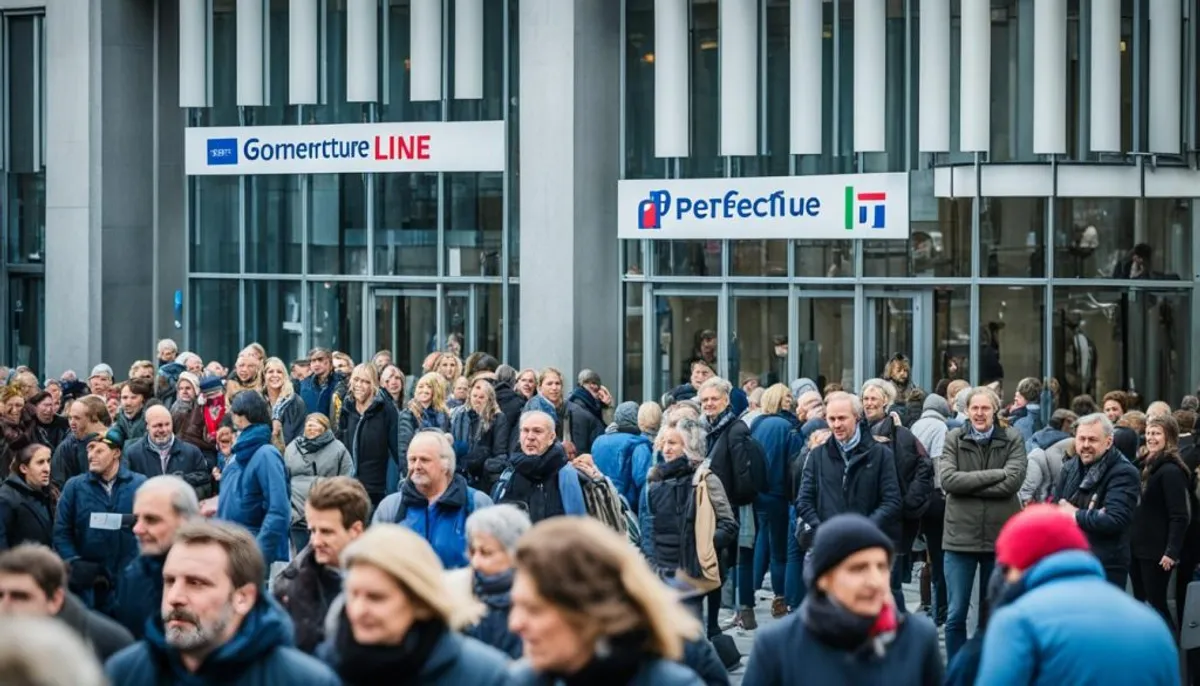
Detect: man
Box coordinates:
(53, 395, 111, 490)
(53, 430, 146, 615)
(1018, 409, 1076, 506)
(274, 476, 369, 653)
(939, 387, 1026, 662)
(0, 615, 108, 686)
(217, 392, 290, 565)
(115, 476, 199, 638)
(297, 347, 344, 418)
(176, 352, 204, 376)
(975, 505, 1178, 686)
(88, 364, 114, 397)
(374, 432, 493, 569)
(1051, 413, 1139, 587)
(156, 339, 178, 367)
(699, 376, 762, 509)
(1008, 377, 1044, 447)
(290, 358, 310, 382)
(0, 543, 133, 662)
(104, 521, 340, 684)
(204, 360, 227, 379)
(495, 411, 585, 523)
(668, 358, 716, 404)
(115, 378, 154, 442)
(124, 405, 212, 500)
(590, 401, 655, 511)
(565, 369, 610, 455)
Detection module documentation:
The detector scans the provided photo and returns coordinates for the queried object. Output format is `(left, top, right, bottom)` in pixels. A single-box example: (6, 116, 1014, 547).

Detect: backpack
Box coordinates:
(392, 479, 477, 525)
(579, 474, 629, 537)
(725, 422, 768, 507)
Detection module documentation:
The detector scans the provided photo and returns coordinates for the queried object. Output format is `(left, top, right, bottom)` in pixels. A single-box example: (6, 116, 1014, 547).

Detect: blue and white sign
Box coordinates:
(618, 172, 910, 240)
(185, 121, 505, 176)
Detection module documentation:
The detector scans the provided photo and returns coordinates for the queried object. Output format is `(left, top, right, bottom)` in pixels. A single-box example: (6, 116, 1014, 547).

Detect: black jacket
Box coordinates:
(493, 381, 526, 453)
(1053, 447, 1140, 569)
(0, 475, 54, 549)
(33, 415, 70, 452)
(870, 418, 934, 553)
(795, 424, 903, 545)
(58, 591, 135, 663)
(51, 432, 94, 491)
(454, 409, 512, 494)
(124, 437, 214, 499)
(337, 394, 400, 497)
(1131, 454, 1194, 562)
(566, 388, 606, 455)
(498, 444, 570, 524)
(273, 546, 343, 654)
(706, 415, 757, 511)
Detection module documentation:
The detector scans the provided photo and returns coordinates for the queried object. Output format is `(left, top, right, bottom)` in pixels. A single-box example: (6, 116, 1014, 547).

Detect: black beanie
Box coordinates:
(804, 513, 895, 588)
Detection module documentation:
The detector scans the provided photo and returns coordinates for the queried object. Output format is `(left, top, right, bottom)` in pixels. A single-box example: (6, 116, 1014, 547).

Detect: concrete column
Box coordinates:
(518, 0, 620, 385)
(156, 0, 188, 352)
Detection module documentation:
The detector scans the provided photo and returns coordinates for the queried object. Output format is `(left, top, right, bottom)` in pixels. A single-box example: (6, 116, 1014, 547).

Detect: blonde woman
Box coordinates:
(522, 367, 576, 454)
(335, 363, 399, 507)
(226, 353, 265, 404)
(449, 378, 511, 494)
(434, 353, 464, 387)
(318, 524, 511, 683)
(398, 373, 451, 476)
(508, 518, 706, 685)
(265, 357, 308, 449)
(283, 413, 353, 552)
(380, 364, 406, 413)
(514, 368, 538, 400)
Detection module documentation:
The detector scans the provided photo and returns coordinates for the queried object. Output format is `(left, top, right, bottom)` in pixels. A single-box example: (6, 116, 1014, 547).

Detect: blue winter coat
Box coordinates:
(53, 466, 146, 613)
(216, 424, 291, 564)
(298, 371, 344, 420)
(371, 474, 493, 569)
(105, 594, 339, 686)
(976, 550, 1179, 686)
(1011, 403, 1042, 446)
(114, 554, 164, 639)
(750, 412, 802, 500)
(590, 430, 654, 512)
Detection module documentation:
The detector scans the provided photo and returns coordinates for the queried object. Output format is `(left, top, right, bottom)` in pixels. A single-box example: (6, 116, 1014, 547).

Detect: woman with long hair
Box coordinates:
(0, 442, 56, 547)
(397, 372, 451, 476)
(523, 368, 574, 453)
(0, 386, 32, 478)
(226, 353, 265, 405)
(265, 357, 308, 450)
(336, 364, 400, 508)
(515, 368, 538, 401)
(508, 517, 705, 685)
(449, 378, 510, 494)
(434, 353, 464, 389)
(380, 365, 406, 413)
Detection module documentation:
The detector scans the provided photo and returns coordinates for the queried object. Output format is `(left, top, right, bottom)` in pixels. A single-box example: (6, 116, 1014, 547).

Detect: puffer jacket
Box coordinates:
(372, 474, 493, 569)
(939, 426, 1027, 553)
(339, 392, 401, 499)
(639, 458, 738, 578)
(507, 656, 703, 686)
(282, 432, 354, 527)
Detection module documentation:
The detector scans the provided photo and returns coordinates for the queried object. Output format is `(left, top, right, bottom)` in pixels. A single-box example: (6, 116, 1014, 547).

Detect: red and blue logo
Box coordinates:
(637, 191, 670, 230)
(845, 186, 887, 230)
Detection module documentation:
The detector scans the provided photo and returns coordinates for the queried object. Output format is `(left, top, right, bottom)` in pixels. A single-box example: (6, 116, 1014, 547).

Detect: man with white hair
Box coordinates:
(115, 476, 200, 638)
(494, 411, 587, 523)
(155, 339, 178, 366)
(175, 352, 203, 376)
(373, 431, 493, 569)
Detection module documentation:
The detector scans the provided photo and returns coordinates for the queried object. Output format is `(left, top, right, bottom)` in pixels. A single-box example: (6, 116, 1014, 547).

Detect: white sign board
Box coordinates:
(618, 172, 910, 240)
(185, 121, 506, 175)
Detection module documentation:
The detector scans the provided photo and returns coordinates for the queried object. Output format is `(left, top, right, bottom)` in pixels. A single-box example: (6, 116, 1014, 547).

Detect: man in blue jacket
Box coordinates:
(975, 504, 1178, 686)
(217, 392, 291, 565)
(590, 401, 654, 512)
(297, 347, 344, 419)
(105, 520, 339, 685)
(53, 429, 146, 616)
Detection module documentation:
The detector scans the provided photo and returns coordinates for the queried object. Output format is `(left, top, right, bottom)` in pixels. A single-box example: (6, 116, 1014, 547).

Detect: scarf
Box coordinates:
(568, 387, 605, 422)
(203, 398, 226, 439)
(297, 430, 336, 455)
(231, 424, 272, 465)
(966, 424, 995, 444)
(1067, 449, 1116, 509)
(836, 425, 863, 457)
(473, 568, 514, 610)
(271, 393, 294, 422)
(170, 396, 195, 416)
(704, 408, 736, 454)
(551, 630, 650, 686)
(148, 434, 174, 473)
(801, 592, 898, 657)
(334, 616, 448, 686)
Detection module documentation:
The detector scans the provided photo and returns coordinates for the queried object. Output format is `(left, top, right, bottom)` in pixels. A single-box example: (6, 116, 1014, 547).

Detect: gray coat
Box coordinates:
(1019, 436, 1072, 505)
(939, 426, 1027, 553)
(282, 435, 355, 526)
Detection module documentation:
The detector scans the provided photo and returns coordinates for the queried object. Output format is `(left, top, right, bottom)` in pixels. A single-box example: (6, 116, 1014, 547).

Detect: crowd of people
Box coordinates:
(0, 338, 1195, 685)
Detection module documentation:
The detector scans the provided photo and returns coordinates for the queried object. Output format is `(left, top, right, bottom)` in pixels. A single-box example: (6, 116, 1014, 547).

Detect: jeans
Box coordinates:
(785, 508, 807, 611)
(944, 550, 995, 663)
(890, 554, 909, 613)
(753, 496, 789, 598)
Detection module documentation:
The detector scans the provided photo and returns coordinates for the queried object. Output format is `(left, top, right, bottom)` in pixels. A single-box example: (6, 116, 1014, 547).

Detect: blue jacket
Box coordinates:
(298, 371, 344, 419)
(371, 474, 494, 569)
(977, 550, 1179, 686)
(54, 466, 146, 613)
(216, 424, 291, 564)
(1011, 403, 1042, 446)
(590, 430, 654, 512)
(105, 594, 339, 686)
(115, 554, 164, 639)
(750, 412, 801, 500)
(507, 657, 703, 686)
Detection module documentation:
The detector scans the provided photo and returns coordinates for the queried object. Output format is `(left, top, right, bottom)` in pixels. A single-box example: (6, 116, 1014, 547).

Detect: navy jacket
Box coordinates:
(114, 554, 164, 639)
(372, 474, 493, 569)
(53, 466, 146, 613)
(51, 432, 95, 490)
(750, 412, 802, 500)
(742, 610, 942, 686)
(795, 426, 903, 544)
(298, 371, 344, 420)
(124, 436, 213, 499)
(1052, 448, 1139, 570)
(507, 657, 703, 686)
(105, 595, 339, 686)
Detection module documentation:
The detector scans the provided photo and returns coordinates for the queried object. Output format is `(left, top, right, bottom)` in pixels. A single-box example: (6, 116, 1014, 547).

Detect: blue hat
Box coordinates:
(198, 374, 224, 393)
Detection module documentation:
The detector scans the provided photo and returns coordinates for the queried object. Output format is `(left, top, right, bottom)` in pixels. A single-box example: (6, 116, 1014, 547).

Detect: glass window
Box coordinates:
(375, 172, 438, 276)
(979, 286, 1044, 396)
(446, 173, 503, 277)
(731, 241, 788, 277)
(796, 291, 854, 391)
(506, 0, 520, 279)
(730, 293, 788, 390)
(624, 0, 657, 180)
(448, 0, 506, 122)
(310, 173, 368, 275)
(623, 284, 644, 403)
(246, 175, 301, 273)
(933, 286, 971, 386)
(189, 279, 240, 366)
(310, 281, 363, 359)
(190, 176, 240, 273)
(244, 280, 304, 363)
(980, 197, 1045, 278)
(473, 284, 503, 360)
(258, 0, 293, 126)
(654, 293, 718, 397)
(8, 15, 36, 173)
(207, 0, 239, 126)
(1053, 287, 1191, 409)
(7, 275, 43, 375)
(7, 173, 45, 264)
(624, 240, 644, 276)
(1142, 199, 1191, 280)
(373, 293, 437, 377)
(796, 241, 853, 278)
(381, 0, 441, 123)
(989, 2, 1035, 162)
(653, 240, 722, 277)
(865, 198, 972, 278)
(1053, 198, 1188, 280)
(685, 1, 719, 178)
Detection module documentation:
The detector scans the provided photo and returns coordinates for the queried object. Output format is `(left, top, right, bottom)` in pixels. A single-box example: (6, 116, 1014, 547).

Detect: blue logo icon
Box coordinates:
(207, 138, 239, 166)
(638, 190, 671, 230)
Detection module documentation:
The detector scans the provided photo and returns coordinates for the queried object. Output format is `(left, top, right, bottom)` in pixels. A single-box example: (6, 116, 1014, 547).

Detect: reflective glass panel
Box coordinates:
(654, 240, 722, 277)
(244, 280, 304, 363)
(382, 0, 441, 123)
(247, 175, 301, 273)
(373, 293, 437, 379)
(446, 173, 503, 277)
(730, 293, 788, 390)
(375, 173, 438, 276)
(654, 294, 718, 397)
(310, 281, 364, 359)
(7, 275, 43, 375)
(979, 286, 1044, 397)
(981, 197, 1045, 278)
(190, 279, 240, 366)
(7, 173, 45, 264)
(190, 176, 240, 273)
(623, 284, 645, 403)
(796, 292, 854, 391)
(310, 173, 368, 275)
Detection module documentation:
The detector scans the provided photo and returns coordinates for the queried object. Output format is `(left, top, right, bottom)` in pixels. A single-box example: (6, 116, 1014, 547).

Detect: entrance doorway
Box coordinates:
(863, 291, 934, 392)
(369, 285, 502, 377)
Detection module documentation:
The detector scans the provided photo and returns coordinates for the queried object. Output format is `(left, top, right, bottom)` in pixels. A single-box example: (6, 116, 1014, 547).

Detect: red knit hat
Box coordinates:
(995, 504, 1091, 570)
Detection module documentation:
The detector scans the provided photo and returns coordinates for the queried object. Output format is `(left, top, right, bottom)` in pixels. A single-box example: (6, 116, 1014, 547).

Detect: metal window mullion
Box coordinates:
(787, 283, 799, 384)
(904, 0, 914, 170)
(718, 281, 731, 382)
(1130, 0, 1142, 154)
(968, 152, 982, 385)
(500, 0, 511, 362)
(832, 0, 840, 160)
(642, 281, 654, 400)
(437, 0, 449, 287)
(366, 106, 377, 279)
(853, 283, 865, 392)
(206, 0, 215, 106)
(31, 14, 41, 170)
(381, 0, 391, 108)
(435, 283, 445, 352)
(318, 0, 328, 105)
(617, 0, 626, 397)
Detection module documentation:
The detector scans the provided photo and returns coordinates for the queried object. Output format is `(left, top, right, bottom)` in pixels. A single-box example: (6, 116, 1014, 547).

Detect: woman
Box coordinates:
(397, 372, 451, 474)
(515, 368, 538, 401)
(748, 384, 802, 620)
(743, 514, 942, 685)
(29, 391, 69, 452)
(336, 364, 400, 507)
(1130, 414, 1193, 630)
(283, 413, 354, 552)
(435, 354, 464, 389)
(508, 517, 705, 685)
(523, 368, 571, 447)
(44, 379, 63, 413)
(447, 504, 531, 659)
(264, 357, 308, 449)
(381, 365, 406, 413)
(447, 376, 470, 411)
(319, 524, 511, 685)
(0, 386, 32, 477)
(226, 353, 265, 404)
(450, 379, 510, 494)
(0, 443, 56, 547)
(1103, 390, 1130, 423)
(170, 371, 201, 418)
(639, 419, 738, 638)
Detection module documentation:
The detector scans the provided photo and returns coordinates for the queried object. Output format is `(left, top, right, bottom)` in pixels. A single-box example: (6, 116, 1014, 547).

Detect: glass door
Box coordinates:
(795, 291, 855, 391)
(729, 289, 789, 391)
(371, 289, 438, 378)
(863, 291, 933, 392)
(652, 291, 719, 399)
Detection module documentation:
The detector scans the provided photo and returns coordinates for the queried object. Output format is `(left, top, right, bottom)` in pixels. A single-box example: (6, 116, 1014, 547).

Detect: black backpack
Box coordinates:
(726, 421, 768, 507)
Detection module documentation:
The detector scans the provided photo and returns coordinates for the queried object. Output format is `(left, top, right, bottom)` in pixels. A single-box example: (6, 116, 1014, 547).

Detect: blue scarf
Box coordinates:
(836, 425, 863, 457)
(231, 423, 272, 464)
(966, 424, 995, 444)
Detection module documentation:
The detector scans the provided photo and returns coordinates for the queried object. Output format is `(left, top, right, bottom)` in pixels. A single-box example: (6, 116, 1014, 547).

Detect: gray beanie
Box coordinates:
(614, 401, 639, 430)
(923, 394, 952, 419)
(790, 377, 818, 400)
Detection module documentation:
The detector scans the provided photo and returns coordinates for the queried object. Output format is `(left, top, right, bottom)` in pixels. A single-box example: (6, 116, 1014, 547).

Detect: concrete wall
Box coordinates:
(518, 0, 620, 386)
(155, 0, 188, 353)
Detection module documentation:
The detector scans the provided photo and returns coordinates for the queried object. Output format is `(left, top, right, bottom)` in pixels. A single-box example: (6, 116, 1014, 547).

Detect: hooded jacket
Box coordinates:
(0, 474, 54, 549)
(216, 424, 291, 565)
(910, 396, 952, 475)
(105, 594, 341, 686)
(591, 408, 655, 510)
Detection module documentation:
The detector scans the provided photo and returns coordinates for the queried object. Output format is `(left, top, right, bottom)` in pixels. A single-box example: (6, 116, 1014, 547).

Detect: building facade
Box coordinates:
(4, 0, 1199, 409)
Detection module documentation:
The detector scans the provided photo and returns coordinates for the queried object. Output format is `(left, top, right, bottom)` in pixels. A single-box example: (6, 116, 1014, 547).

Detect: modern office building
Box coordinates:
(5, 0, 1200, 408)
